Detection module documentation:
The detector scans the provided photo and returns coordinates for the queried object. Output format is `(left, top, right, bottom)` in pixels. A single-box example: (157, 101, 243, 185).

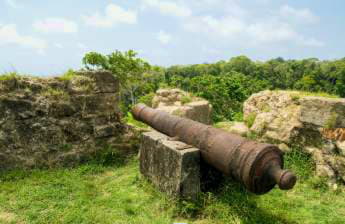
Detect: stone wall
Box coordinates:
(0, 70, 130, 170)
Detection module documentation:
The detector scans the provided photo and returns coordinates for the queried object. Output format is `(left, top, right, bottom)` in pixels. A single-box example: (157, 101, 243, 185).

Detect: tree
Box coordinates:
(82, 50, 151, 106)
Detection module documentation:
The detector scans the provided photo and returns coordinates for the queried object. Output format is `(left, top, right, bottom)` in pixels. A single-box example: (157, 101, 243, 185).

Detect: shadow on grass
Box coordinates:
(174, 159, 300, 224)
(0, 147, 138, 182)
(175, 177, 296, 224)
(217, 180, 296, 224)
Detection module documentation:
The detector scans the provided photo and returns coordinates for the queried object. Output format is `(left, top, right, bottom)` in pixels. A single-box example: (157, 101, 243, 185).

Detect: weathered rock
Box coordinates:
(152, 88, 212, 124)
(216, 121, 249, 136)
(299, 97, 345, 128)
(243, 90, 345, 183)
(140, 131, 200, 199)
(0, 71, 129, 170)
(278, 143, 291, 153)
(336, 141, 345, 156)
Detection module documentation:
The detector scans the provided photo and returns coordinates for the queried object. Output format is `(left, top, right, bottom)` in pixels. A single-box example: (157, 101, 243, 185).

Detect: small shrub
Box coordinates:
(291, 94, 300, 102)
(233, 112, 244, 121)
(42, 88, 69, 100)
(0, 72, 18, 81)
(123, 112, 148, 129)
(159, 83, 170, 88)
(284, 147, 314, 180)
(308, 176, 329, 192)
(246, 131, 259, 140)
(59, 69, 76, 81)
(244, 112, 257, 128)
(181, 95, 192, 105)
(138, 92, 155, 107)
(93, 145, 127, 166)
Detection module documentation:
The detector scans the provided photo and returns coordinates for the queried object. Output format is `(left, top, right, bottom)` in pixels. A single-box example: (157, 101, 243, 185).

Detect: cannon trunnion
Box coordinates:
(132, 104, 296, 195)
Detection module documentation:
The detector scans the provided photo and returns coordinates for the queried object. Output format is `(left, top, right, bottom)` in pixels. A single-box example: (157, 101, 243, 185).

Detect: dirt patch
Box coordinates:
(0, 211, 20, 223)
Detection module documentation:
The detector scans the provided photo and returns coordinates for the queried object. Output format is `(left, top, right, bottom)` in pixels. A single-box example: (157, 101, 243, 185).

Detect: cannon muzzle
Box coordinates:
(132, 104, 296, 194)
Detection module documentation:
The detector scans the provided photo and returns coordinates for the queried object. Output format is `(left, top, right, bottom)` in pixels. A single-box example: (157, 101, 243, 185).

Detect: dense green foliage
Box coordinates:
(82, 51, 344, 121)
(164, 56, 344, 121)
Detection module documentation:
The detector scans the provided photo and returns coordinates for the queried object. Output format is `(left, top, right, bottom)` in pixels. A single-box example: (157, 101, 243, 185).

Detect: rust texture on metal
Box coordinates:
(132, 104, 297, 194)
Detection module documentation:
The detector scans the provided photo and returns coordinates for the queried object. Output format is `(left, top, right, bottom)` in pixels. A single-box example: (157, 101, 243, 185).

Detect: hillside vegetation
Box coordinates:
(82, 51, 344, 121)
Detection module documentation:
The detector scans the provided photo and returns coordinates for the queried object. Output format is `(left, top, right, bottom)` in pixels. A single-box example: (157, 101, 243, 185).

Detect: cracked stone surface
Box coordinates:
(0, 70, 131, 170)
(140, 131, 200, 199)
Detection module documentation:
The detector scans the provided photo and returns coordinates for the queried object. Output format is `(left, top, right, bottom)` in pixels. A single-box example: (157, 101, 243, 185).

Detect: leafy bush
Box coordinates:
(244, 113, 257, 128)
(59, 69, 76, 81)
(181, 95, 192, 105)
(138, 92, 155, 107)
(0, 72, 19, 81)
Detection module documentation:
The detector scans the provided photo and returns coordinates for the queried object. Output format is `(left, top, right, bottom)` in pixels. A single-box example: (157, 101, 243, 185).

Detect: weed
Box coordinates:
(275, 90, 339, 99)
(0, 72, 18, 81)
(233, 112, 244, 121)
(42, 88, 69, 100)
(138, 92, 155, 107)
(123, 112, 149, 129)
(244, 112, 257, 128)
(181, 95, 192, 105)
(246, 131, 259, 140)
(59, 69, 76, 81)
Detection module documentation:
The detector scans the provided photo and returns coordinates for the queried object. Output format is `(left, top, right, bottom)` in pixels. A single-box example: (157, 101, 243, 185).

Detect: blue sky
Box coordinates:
(0, 0, 344, 76)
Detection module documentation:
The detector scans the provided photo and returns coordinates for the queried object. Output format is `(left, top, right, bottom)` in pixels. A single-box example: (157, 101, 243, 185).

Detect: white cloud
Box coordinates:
(54, 43, 63, 49)
(83, 4, 137, 28)
(142, 0, 192, 17)
(299, 37, 324, 47)
(33, 18, 78, 33)
(6, 0, 19, 8)
(184, 15, 323, 47)
(185, 16, 246, 37)
(247, 22, 298, 43)
(0, 24, 47, 52)
(156, 31, 172, 44)
(280, 5, 319, 24)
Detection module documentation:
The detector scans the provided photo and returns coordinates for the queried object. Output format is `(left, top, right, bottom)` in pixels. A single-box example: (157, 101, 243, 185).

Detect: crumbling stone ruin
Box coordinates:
(227, 90, 345, 187)
(152, 88, 213, 124)
(0, 71, 131, 169)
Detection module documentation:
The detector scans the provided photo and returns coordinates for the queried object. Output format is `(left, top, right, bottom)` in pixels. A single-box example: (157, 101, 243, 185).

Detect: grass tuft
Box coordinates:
(58, 69, 76, 81)
(0, 72, 19, 81)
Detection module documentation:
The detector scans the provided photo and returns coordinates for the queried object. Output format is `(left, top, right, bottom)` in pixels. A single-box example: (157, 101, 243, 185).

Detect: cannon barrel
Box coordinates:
(132, 104, 297, 195)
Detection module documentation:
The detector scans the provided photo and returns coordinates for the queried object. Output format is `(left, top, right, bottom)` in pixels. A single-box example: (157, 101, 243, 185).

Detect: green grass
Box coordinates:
(0, 150, 344, 224)
(123, 112, 149, 129)
(0, 72, 19, 81)
(41, 88, 69, 100)
(58, 69, 76, 81)
(275, 90, 340, 99)
(181, 95, 192, 105)
(244, 112, 257, 128)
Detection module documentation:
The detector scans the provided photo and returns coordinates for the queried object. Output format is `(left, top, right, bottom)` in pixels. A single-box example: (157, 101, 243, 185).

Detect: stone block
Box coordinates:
(140, 131, 200, 199)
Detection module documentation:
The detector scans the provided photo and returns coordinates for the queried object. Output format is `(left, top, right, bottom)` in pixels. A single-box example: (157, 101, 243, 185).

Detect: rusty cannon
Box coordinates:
(132, 104, 297, 195)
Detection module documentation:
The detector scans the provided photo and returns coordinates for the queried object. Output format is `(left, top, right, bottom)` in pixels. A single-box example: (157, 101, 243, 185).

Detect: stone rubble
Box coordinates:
(152, 88, 213, 124)
(242, 90, 345, 185)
